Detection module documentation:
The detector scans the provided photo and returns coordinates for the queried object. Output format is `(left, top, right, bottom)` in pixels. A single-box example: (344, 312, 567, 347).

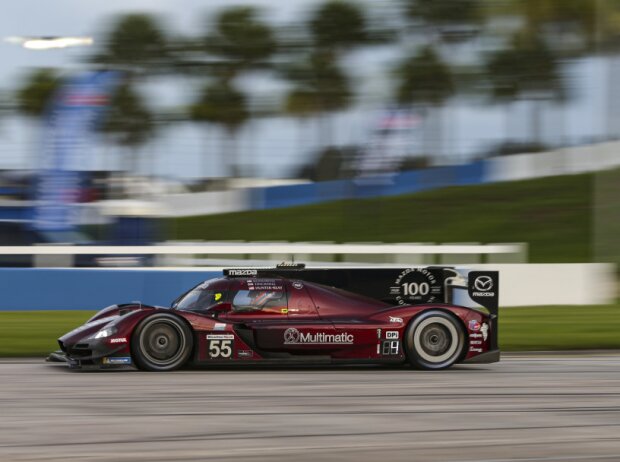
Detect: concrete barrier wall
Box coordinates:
(0, 264, 614, 311)
(470, 263, 616, 306)
(485, 141, 620, 183)
(0, 269, 219, 311)
(161, 189, 248, 217)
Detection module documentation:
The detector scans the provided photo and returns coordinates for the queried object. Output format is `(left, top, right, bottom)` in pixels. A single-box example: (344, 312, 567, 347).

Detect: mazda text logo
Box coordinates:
(474, 276, 493, 292)
(284, 328, 300, 344)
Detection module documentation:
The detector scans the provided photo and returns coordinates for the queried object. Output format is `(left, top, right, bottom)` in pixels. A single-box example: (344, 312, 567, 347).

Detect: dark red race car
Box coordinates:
(51, 265, 500, 371)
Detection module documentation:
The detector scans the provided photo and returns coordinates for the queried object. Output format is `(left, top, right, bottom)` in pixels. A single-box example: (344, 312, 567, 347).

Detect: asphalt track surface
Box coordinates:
(1, 355, 620, 462)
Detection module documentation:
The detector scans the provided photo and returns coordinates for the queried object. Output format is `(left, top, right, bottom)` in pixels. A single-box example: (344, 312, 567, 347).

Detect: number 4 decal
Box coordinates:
(206, 334, 234, 358)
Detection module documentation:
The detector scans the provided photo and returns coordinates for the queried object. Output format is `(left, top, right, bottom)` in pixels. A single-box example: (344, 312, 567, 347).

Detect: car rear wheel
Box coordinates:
(132, 314, 193, 371)
(405, 310, 465, 370)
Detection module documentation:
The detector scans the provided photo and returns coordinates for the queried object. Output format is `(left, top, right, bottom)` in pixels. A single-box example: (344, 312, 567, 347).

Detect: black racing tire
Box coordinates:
(405, 310, 465, 370)
(131, 313, 193, 372)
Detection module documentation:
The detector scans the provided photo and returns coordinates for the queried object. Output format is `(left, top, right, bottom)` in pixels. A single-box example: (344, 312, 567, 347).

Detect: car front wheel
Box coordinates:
(405, 310, 465, 370)
(132, 313, 193, 371)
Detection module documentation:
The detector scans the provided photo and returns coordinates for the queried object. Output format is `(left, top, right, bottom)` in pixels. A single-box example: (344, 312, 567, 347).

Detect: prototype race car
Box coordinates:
(51, 265, 500, 371)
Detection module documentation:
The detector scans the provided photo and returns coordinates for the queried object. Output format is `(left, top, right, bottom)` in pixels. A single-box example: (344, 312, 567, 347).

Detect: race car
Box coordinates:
(51, 265, 500, 371)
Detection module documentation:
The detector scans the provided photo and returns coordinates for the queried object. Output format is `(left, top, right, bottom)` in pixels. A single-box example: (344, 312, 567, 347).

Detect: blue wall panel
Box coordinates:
(455, 160, 485, 185)
(317, 179, 352, 202)
(0, 269, 221, 311)
(262, 183, 318, 209)
(256, 161, 488, 211)
(258, 162, 486, 211)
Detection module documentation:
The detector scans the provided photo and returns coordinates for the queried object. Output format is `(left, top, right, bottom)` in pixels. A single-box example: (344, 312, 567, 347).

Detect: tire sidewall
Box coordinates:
(132, 313, 193, 372)
(405, 310, 465, 370)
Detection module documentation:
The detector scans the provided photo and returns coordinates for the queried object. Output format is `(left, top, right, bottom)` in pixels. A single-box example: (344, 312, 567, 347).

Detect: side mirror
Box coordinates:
(208, 302, 232, 317)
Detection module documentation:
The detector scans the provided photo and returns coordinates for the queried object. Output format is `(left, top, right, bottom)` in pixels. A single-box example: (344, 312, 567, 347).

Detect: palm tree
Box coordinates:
(90, 14, 171, 177)
(98, 81, 155, 175)
(485, 32, 564, 145)
(206, 6, 277, 80)
(188, 6, 276, 178)
(404, 0, 483, 43)
(190, 80, 249, 177)
(15, 68, 61, 168)
(394, 46, 454, 162)
(282, 0, 368, 152)
(284, 88, 322, 160)
(283, 51, 352, 147)
(510, 0, 598, 52)
(93, 13, 169, 73)
(16, 68, 60, 118)
(309, 0, 369, 54)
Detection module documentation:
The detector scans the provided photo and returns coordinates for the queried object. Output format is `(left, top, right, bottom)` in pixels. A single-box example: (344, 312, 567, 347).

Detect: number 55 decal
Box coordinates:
(206, 334, 234, 358)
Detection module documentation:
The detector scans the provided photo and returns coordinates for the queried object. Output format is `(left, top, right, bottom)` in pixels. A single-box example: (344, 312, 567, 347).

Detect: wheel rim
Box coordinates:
(139, 319, 186, 366)
(413, 317, 459, 364)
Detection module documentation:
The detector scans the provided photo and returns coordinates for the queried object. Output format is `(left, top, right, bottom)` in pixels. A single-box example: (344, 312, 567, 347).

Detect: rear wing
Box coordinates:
(224, 265, 499, 315)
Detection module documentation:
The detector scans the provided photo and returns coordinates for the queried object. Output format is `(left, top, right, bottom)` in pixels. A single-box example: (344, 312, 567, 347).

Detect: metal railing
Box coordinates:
(1, 242, 528, 267)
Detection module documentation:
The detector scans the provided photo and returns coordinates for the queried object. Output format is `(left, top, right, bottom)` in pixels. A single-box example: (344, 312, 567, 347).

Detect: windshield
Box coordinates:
(174, 288, 226, 312)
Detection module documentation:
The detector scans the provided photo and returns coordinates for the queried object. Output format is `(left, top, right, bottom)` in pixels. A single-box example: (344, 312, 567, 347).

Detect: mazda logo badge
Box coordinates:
(474, 276, 493, 292)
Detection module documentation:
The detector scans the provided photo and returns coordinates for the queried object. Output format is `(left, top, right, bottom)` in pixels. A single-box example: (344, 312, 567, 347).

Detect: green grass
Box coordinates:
(2, 305, 619, 357)
(500, 304, 620, 351)
(0, 311, 96, 357)
(168, 172, 596, 263)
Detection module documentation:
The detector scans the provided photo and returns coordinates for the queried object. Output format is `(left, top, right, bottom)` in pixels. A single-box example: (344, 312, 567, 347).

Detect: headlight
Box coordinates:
(94, 326, 117, 339)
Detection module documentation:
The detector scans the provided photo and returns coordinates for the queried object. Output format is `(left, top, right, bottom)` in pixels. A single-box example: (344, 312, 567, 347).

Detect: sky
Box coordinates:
(0, 0, 611, 180)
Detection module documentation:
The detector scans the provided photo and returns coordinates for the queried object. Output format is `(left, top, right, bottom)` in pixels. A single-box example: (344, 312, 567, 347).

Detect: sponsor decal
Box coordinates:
(237, 350, 253, 358)
(214, 323, 226, 331)
(382, 340, 400, 355)
(208, 337, 233, 358)
(377, 328, 382, 339)
(470, 340, 483, 345)
(102, 357, 131, 365)
(469, 347, 483, 353)
(281, 308, 289, 314)
(389, 316, 403, 323)
(390, 268, 442, 305)
(386, 331, 399, 340)
(472, 275, 496, 298)
(283, 327, 354, 345)
(228, 269, 258, 276)
(206, 334, 235, 340)
(468, 320, 481, 332)
(109, 337, 127, 344)
(481, 323, 489, 341)
(470, 333, 483, 339)
(292, 281, 304, 290)
(247, 279, 284, 291)
(214, 293, 222, 301)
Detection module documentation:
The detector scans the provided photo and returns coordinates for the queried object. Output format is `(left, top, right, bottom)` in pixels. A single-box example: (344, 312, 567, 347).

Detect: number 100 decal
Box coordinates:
(206, 334, 234, 358)
(390, 268, 442, 305)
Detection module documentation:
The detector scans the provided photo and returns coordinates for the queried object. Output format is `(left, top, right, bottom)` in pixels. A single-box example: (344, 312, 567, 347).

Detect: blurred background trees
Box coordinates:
(9, 0, 620, 181)
(92, 14, 170, 73)
(98, 81, 155, 175)
(190, 80, 249, 177)
(190, 6, 276, 177)
(394, 46, 454, 161)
